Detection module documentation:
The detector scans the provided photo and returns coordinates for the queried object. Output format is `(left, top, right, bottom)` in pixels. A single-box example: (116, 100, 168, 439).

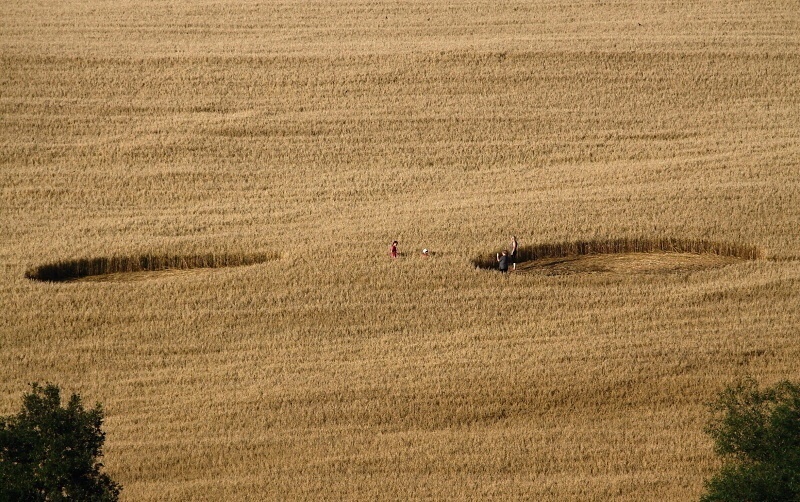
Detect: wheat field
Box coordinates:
(2, 1, 800, 500)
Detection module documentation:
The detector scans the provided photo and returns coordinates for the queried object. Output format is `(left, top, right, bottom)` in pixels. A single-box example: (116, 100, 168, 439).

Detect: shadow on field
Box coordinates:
(25, 252, 280, 283)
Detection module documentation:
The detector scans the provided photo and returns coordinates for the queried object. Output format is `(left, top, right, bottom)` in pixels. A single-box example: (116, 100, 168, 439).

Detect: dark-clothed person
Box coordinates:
(497, 250, 509, 273)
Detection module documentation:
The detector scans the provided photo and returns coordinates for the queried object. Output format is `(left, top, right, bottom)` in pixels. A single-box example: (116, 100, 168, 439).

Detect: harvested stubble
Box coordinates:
(471, 238, 765, 270)
(24, 252, 279, 282)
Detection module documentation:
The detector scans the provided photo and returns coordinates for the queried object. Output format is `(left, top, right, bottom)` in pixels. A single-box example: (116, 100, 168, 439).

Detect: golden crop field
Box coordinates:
(2, 0, 799, 499)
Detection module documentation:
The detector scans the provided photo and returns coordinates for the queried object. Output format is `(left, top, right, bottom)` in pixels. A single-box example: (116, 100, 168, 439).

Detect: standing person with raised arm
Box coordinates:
(510, 236, 518, 271)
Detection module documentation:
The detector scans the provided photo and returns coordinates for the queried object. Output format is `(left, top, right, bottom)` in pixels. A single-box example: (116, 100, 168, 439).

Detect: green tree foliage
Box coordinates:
(701, 378, 800, 502)
(0, 383, 121, 501)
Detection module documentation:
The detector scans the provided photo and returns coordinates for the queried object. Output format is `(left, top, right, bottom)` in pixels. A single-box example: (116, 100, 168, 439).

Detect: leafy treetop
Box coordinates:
(701, 378, 800, 502)
(0, 383, 121, 501)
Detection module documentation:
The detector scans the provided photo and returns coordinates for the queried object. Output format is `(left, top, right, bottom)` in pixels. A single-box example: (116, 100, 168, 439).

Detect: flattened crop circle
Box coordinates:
(472, 238, 764, 275)
(25, 252, 279, 283)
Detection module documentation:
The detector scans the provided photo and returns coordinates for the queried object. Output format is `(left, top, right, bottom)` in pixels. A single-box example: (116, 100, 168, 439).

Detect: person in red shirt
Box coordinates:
(389, 240, 398, 259)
